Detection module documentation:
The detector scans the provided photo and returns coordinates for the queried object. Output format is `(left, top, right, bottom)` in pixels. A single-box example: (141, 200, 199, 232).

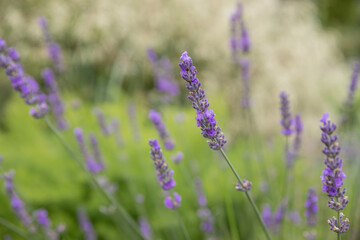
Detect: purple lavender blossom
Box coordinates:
(293, 114, 303, 153)
(34, 209, 50, 227)
(149, 109, 175, 150)
(42, 68, 67, 130)
(289, 211, 301, 225)
(287, 114, 303, 168)
(34, 209, 59, 240)
(93, 108, 110, 136)
(138, 217, 152, 239)
(147, 48, 179, 102)
(179, 51, 226, 150)
(77, 208, 97, 240)
(149, 139, 176, 191)
(261, 205, 272, 228)
(74, 128, 104, 174)
(320, 113, 349, 234)
(164, 192, 181, 209)
(89, 134, 105, 170)
(171, 152, 184, 164)
(230, 3, 250, 63)
(2, 171, 35, 232)
(304, 188, 318, 226)
(345, 62, 360, 107)
(0, 38, 49, 118)
(279, 91, 292, 136)
(38, 17, 64, 73)
(149, 139, 180, 209)
(195, 179, 215, 236)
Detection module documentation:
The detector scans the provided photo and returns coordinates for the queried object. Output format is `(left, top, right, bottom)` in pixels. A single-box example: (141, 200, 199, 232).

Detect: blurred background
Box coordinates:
(0, 0, 360, 239)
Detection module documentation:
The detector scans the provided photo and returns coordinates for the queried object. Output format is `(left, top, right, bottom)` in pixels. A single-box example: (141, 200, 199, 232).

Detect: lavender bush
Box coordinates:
(0, 1, 360, 240)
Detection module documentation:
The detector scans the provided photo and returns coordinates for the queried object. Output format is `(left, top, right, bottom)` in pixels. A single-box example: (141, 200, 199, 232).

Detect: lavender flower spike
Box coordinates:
(149, 109, 175, 150)
(138, 217, 152, 240)
(77, 208, 97, 240)
(345, 62, 360, 107)
(179, 51, 226, 150)
(0, 38, 49, 118)
(149, 139, 180, 209)
(74, 128, 104, 174)
(2, 171, 36, 232)
(304, 188, 318, 226)
(320, 113, 349, 234)
(230, 3, 250, 62)
(38, 17, 64, 73)
(42, 68, 67, 130)
(34, 209, 58, 240)
(279, 91, 292, 136)
(93, 108, 110, 136)
(195, 178, 215, 236)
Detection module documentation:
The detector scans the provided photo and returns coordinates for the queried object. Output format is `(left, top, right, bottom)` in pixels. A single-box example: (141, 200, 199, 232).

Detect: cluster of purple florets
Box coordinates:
(74, 128, 105, 174)
(149, 139, 181, 209)
(195, 179, 215, 236)
(149, 109, 175, 150)
(279, 91, 292, 136)
(42, 68, 67, 130)
(147, 48, 179, 102)
(304, 188, 318, 226)
(0, 38, 49, 118)
(230, 3, 250, 62)
(38, 17, 64, 73)
(179, 51, 226, 150)
(2, 171, 35, 232)
(320, 113, 349, 233)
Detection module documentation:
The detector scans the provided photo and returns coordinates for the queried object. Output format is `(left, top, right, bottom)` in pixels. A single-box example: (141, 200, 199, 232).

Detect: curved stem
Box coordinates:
(0, 217, 29, 239)
(43, 117, 142, 238)
(219, 148, 271, 240)
(338, 211, 341, 240)
(176, 210, 191, 240)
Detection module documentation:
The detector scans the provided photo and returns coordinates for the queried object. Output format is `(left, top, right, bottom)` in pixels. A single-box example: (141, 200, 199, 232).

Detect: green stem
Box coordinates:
(338, 211, 341, 240)
(43, 117, 142, 239)
(0, 217, 29, 239)
(176, 210, 191, 240)
(219, 148, 271, 240)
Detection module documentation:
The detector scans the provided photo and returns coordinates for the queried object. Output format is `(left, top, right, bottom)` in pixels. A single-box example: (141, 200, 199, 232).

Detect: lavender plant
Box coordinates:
(34, 209, 61, 240)
(0, 38, 49, 118)
(147, 48, 179, 102)
(2, 171, 36, 233)
(195, 178, 216, 239)
(149, 109, 175, 150)
(74, 128, 104, 174)
(305, 188, 318, 227)
(77, 208, 97, 240)
(341, 62, 360, 127)
(42, 68, 67, 130)
(320, 113, 349, 237)
(179, 51, 271, 239)
(148, 139, 180, 208)
(38, 17, 64, 73)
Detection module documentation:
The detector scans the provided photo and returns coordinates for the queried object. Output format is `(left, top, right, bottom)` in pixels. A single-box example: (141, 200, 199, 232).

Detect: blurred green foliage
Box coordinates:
(317, 0, 360, 58)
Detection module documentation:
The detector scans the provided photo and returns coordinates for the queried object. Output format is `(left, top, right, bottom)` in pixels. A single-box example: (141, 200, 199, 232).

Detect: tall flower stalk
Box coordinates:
(320, 113, 349, 238)
(178, 51, 271, 240)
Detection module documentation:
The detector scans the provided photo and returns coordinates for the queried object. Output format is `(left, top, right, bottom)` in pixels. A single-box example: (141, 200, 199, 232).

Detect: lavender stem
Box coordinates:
(218, 148, 271, 240)
(43, 117, 142, 238)
(338, 210, 341, 240)
(0, 217, 28, 239)
(176, 210, 191, 240)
